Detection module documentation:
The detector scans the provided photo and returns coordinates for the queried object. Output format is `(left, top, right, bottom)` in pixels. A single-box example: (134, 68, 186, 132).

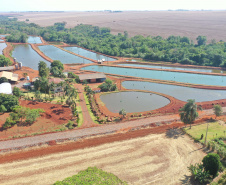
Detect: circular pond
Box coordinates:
(100, 91, 170, 113)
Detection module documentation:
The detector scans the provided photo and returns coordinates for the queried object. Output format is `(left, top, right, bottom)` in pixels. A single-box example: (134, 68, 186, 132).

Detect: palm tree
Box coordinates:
(179, 99, 202, 129)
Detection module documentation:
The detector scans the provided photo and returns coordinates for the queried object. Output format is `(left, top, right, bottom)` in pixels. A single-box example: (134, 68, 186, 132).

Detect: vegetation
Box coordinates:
(98, 79, 117, 92)
(0, 105, 7, 114)
(38, 61, 50, 78)
(179, 99, 202, 129)
(119, 109, 127, 118)
(5, 32, 28, 43)
(12, 86, 23, 98)
(213, 105, 223, 118)
(0, 93, 19, 112)
(0, 77, 8, 83)
(53, 167, 127, 185)
(68, 72, 79, 83)
(50, 60, 65, 78)
(210, 171, 226, 185)
(0, 55, 12, 67)
(1, 16, 226, 67)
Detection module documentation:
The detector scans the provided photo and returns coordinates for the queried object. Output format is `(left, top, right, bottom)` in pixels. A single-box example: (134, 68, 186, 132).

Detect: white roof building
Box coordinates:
(0, 82, 12, 94)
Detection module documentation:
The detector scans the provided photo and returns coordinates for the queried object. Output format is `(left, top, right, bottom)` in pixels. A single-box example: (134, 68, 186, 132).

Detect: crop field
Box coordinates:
(0, 133, 205, 185)
(3, 11, 226, 42)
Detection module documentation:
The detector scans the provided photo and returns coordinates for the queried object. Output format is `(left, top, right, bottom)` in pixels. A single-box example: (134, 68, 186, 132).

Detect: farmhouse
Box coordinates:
(78, 73, 106, 83)
(0, 71, 18, 83)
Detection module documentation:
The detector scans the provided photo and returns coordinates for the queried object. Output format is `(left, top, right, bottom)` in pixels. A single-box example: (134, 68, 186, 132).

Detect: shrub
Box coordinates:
(202, 153, 221, 177)
(66, 120, 74, 129)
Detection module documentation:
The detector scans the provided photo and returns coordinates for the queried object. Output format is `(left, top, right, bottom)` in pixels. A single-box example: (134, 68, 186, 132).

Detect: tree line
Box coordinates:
(0, 16, 226, 67)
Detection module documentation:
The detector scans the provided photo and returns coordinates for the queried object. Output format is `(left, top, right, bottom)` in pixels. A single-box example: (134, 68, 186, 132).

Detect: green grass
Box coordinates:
(53, 167, 127, 185)
(76, 106, 83, 127)
(83, 93, 99, 124)
(184, 121, 226, 143)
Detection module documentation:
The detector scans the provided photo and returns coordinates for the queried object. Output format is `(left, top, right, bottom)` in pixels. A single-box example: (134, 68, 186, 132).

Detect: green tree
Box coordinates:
(13, 86, 22, 98)
(202, 153, 221, 177)
(25, 109, 44, 124)
(98, 79, 117, 92)
(0, 55, 12, 67)
(213, 104, 223, 118)
(50, 60, 64, 71)
(0, 105, 7, 114)
(0, 77, 8, 83)
(196, 36, 207, 46)
(38, 61, 50, 78)
(0, 94, 19, 112)
(119, 109, 126, 118)
(179, 99, 202, 129)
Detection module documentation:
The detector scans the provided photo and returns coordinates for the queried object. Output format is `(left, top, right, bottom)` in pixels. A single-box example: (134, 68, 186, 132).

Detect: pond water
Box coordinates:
(27, 36, 42, 44)
(82, 65, 226, 86)
(63, 46, 116, 61)
(12, 45, 50, 70)
(122, 81, 226, 102)
(100, 91, 170, 113)
(0, 43, 7, 55)
(118, 63, 226, 74)
(0, 39, 4, 42)
(38, 45, 92, 64)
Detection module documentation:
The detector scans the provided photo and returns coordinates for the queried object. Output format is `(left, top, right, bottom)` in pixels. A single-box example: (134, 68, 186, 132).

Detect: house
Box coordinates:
(0, 71, 18, 83)
(78, 73, 106, 83)
(48, 78, 64, 93)
(0, 82, 12, 94)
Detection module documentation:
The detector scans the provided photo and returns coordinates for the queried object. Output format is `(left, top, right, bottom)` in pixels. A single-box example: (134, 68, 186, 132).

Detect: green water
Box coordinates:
(63, 46, 116, 61)
(12, 45, 50, 70)
(122, 81, 226, 102)
(82, 65, 226, 86)
(100, 91, 170, 113)
(38, 45, 93, 64)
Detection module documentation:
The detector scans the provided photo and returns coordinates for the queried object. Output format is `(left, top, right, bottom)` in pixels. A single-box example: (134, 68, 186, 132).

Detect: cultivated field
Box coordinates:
(0, 133, 205, 185)
(2, 11, 226, 41)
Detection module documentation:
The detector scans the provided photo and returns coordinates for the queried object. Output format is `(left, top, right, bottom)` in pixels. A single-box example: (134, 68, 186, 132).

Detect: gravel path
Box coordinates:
(1, 107, 224, 151)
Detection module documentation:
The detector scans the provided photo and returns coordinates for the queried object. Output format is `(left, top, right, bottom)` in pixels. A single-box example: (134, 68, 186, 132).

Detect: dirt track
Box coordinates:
(0, 133, 205, 185)
(5, 11, 226, 42)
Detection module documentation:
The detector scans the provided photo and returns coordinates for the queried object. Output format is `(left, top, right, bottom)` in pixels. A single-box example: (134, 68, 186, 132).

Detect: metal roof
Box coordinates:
(0, 71, 18, 82)
(0, 82, 12, 94)
(78, 73, 106, 81)
(0, 66, 14, 71)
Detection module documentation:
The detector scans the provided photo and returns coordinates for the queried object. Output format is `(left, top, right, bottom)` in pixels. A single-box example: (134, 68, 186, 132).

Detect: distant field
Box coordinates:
(1, 11, 226, 42)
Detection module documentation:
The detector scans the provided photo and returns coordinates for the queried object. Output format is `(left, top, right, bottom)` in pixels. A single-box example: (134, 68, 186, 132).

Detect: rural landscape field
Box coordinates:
(0, 2, 226, 185)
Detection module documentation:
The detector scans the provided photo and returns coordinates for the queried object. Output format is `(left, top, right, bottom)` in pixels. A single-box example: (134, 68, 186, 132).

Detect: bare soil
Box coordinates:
(0, 132, 205, 185)
(3, 11, 226, 42)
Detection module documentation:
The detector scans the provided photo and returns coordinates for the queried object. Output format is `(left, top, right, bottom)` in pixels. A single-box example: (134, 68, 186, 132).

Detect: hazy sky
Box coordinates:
(0, 0, 225, 12)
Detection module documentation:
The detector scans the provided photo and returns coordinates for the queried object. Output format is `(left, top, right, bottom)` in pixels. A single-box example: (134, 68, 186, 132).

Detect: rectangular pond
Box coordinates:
(82, 65, 226, 86)
(0, 43, 7, 55)
(38, 45, 92, 64)
(63, 46, 116, 61)
(118, 63, 226, 74)
(122, 81, 226, 102)
(12, 45, 50, 70)
(100, 91, 170, 113)
(27, 36, 42, 44)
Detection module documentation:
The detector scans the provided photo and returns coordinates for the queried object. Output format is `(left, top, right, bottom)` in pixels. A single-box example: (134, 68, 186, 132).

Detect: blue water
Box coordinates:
(118, 63, 225, 74)
(123, 81, 226, 102)
(63, 46, 116, 61)
(0, 39, 4, 42)
(100, 91, 170, 113)
(0, 43, 7, 55)
(27, 36, 42, 44)
(38, 45, 92, 64)
(12, 45, 50, 70)
(82, 65, 226, 86)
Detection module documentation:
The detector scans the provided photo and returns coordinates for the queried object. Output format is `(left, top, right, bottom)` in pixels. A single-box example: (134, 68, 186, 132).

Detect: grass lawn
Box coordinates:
(83, 93, 99, 124)
(184, 121, 226, 143)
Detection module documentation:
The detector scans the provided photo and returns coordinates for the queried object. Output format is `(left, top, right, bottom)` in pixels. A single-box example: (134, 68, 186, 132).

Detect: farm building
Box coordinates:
(0, 82, 12, 94)
(0, 66, 14, 72)
(0, 71, 18, 83)
(78, 73, 106, 83)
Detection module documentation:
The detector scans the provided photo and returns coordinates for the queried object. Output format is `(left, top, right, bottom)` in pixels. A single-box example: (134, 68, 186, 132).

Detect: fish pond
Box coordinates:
(122, 81, 226, 102)
(27, 36, 42, 44)
(118, 63, 226, 74)
(0, 43, 7, 55)
(63, 46, 116, 61)
(12, 45, 50, 70)
(38, 45, 92, 64)
(82, 65, 226, 86)
(100, 91, 170, 113)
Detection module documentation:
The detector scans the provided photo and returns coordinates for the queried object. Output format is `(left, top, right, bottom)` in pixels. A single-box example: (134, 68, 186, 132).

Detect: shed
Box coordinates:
(0, 66, 14, 72)
(0, 71, 18, 82)
(0, 82, 12, 94)
(78, 73, 106, 83)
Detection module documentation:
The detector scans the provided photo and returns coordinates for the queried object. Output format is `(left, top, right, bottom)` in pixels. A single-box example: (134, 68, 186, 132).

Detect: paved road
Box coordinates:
(1, 107, 224, 151)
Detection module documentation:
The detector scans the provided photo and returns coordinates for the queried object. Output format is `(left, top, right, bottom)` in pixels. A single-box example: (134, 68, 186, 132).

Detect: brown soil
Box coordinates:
(0, 131, 205, 185)
(0, 100, 72, 140)
(5, 11, 226, 42)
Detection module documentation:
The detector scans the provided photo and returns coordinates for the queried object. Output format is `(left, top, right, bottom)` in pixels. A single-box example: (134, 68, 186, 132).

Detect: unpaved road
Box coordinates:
(0, 133, 205, 185)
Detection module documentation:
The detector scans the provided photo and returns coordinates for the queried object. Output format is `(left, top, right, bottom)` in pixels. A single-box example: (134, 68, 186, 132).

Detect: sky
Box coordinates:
(0, 0, 225, 12)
